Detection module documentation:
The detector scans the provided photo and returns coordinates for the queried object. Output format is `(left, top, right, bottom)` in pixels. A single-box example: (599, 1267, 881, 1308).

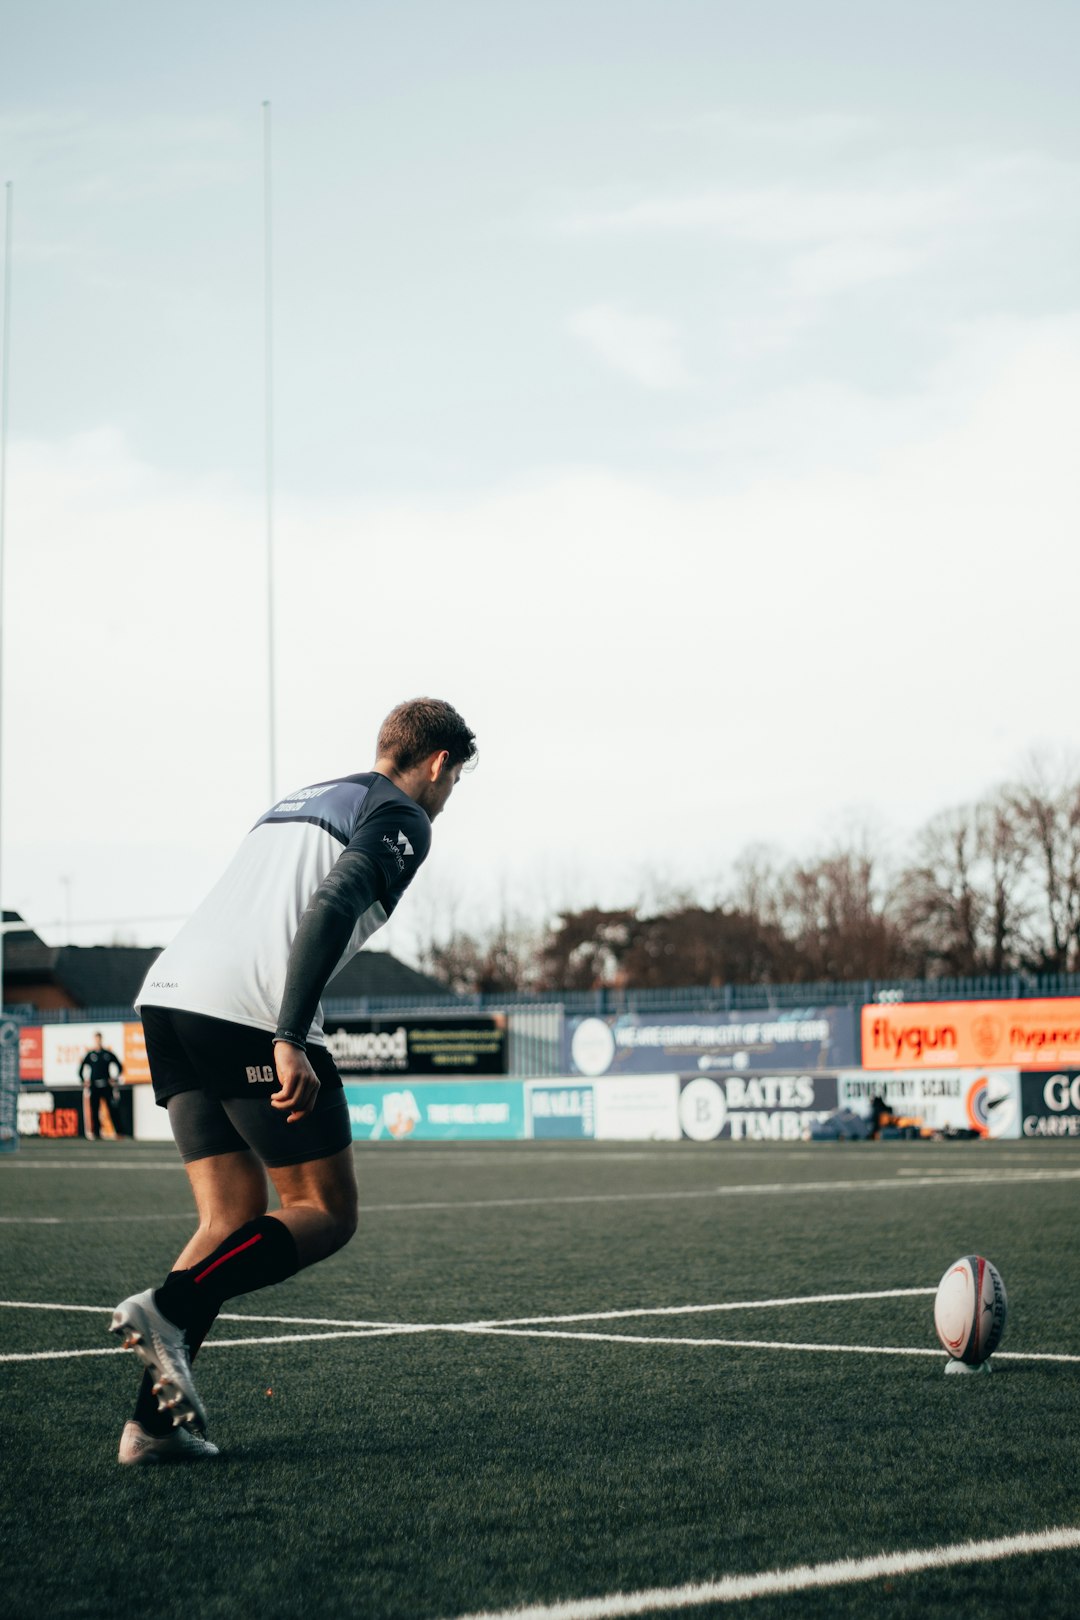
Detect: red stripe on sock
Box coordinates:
(193, 1233, 262, 1284)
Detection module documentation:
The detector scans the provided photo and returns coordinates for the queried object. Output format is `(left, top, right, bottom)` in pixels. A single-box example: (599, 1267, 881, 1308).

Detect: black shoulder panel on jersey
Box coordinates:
(253, 776, 375, 843)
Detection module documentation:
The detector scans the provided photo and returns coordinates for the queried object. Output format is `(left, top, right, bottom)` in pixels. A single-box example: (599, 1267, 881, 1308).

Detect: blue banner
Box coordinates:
(528, 1083, 596, 1140)
(343, 1081, 525, 1142)
(565, 1007, 856, 1078)
(0, 1020, 20, 1154)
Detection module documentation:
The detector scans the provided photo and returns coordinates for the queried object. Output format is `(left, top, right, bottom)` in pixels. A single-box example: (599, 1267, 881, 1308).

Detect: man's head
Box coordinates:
(93, 1032, 103, 1049)
(374, 697, 476, 819)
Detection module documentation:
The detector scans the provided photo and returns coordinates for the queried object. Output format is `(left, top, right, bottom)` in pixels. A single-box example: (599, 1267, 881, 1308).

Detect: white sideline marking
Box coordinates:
(5, 1290, 1080, 1365)
(0, 1328, 405, 1364)
(467, 1287, 936, 1328)
(460, 1327, 1080, 1365)
(0, 1286, 937, 1330)
(6, 1167, 1080, 1214)
(349, 1167, 1080, 1213)
(0, 1213, 195, 1224)
(442, 1527, 1080, 1619)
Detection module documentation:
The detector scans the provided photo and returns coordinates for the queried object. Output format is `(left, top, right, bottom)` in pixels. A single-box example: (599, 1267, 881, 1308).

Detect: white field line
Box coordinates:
(0, 1286, 938, 1330)
(5, 1167, 1080, 1215)
(0, 1213, 197, 1224)
(4, 1289, 1080, 1365)
(350, 1167, 1080, 1215)
(442, 1526, 1080, 1620)
(0, 1328, 410, 1364)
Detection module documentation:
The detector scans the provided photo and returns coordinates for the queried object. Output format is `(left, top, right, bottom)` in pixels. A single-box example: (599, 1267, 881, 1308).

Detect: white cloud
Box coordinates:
(567, 303, 691, 389)
(786, 238, 925, 297)
(5, 313, 1079, 950)
(556, 182, 962, 245)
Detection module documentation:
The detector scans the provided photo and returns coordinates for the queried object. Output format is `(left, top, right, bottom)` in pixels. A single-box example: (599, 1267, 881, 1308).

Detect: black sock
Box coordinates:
(132, 1290, 221, 1437)
(155, 1216, 300, 1329)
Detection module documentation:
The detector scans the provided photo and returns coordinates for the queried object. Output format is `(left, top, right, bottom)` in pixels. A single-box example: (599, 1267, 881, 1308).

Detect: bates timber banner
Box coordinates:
(861, 999, 1080, 1070)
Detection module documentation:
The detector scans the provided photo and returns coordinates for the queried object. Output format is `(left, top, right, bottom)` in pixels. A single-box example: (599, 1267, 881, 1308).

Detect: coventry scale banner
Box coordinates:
(566, 1008, 856, 1078)
(838, 1069, 1021, 1138)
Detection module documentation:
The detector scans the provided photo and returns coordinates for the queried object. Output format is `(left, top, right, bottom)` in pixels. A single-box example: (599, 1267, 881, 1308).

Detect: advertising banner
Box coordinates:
(41, 1022, 127, 1088)
(1020, 1071, 1080, 1138)
(326, 1015, 507, 1077)
(17, 1088, 84, 1139)
(527, 1083, 596, 1140)
(0, 1020, 19, 1153)
(566, 1008, 855, 1079)
(838, 1069, 1020, 1138)
(133, 1085, 174, 1142)
(861, 999, 1080, 1071)
(19, 1025, 42, 1082)
(593, 1075, 681, 1140)
(678, 1072, 838, 1141)
(344, 1080, 525, 1141)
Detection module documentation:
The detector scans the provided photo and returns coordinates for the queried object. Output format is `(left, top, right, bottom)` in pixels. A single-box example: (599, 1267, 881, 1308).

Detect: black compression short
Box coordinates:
(141, 1005, 352, 1168)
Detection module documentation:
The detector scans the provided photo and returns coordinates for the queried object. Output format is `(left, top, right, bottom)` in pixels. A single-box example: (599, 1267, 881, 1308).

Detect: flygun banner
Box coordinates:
(861, 999, 1080, 1071)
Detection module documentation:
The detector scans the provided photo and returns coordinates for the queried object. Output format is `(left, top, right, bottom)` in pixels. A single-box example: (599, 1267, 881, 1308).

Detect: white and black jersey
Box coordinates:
(136, 772, 431, 1046)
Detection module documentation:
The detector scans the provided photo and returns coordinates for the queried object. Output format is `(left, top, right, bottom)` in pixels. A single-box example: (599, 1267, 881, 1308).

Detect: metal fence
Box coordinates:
(10, 969, 1080, 1078)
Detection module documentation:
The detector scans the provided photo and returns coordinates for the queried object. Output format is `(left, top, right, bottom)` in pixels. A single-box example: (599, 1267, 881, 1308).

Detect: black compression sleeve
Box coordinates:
(274, 849, 388, 1047)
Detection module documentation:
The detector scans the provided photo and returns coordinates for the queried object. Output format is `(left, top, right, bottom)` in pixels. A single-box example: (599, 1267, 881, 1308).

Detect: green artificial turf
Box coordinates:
(2, 1138, 1080, 1619)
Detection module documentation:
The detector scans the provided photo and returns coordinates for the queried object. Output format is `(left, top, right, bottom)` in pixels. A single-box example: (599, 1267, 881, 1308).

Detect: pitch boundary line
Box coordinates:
(5, 1168, 1080, 1216)
(4, 1292, 1080, 1365)
(440, 1526, 1080, 1619)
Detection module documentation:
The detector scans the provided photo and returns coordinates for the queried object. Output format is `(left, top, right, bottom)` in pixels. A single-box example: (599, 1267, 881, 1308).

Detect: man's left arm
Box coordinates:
(271, 807, 430, 1122)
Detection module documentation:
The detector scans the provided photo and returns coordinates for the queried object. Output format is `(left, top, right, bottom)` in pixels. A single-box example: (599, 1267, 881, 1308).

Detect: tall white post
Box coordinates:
(263, 102, 277, 803)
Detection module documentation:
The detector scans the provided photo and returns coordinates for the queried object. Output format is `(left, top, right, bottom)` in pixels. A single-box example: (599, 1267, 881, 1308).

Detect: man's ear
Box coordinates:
(429, 749, 451, 781)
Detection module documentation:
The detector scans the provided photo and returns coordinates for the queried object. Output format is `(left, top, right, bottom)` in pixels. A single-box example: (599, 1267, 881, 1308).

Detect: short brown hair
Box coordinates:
(377, 698, 477, 772)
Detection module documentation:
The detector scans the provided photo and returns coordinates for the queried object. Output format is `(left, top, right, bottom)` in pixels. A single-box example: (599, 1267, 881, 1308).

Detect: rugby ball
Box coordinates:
(934, 1255, 1007, 1365)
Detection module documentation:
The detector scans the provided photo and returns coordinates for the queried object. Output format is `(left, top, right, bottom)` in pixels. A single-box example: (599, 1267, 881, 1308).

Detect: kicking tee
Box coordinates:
(135, 772, 431, 1045)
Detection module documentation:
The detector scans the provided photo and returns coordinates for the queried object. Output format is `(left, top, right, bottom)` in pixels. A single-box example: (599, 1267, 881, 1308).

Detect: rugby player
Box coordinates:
(111, 698, 476, 1463)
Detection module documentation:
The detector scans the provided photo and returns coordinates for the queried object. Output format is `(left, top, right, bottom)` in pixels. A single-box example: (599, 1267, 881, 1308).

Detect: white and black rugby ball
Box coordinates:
(934, 1255, 1008, 1365)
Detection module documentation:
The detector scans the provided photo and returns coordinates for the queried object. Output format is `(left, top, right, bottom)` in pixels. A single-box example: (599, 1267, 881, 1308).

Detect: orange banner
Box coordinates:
(123, 1021, 152, 1084)
(862, 999, 1080, 1070)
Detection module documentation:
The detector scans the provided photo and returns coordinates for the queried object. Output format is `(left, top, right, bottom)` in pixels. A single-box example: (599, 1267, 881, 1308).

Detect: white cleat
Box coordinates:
(118, 1419, 220, 1465)
(109, 1289, 208, 1433)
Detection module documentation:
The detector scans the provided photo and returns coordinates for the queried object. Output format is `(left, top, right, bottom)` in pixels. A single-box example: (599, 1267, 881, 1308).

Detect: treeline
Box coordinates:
(417, 763, 1080, 994)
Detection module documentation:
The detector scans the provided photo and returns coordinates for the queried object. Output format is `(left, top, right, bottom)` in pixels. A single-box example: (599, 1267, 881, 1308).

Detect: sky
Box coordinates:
(1, 0, 1078, 966)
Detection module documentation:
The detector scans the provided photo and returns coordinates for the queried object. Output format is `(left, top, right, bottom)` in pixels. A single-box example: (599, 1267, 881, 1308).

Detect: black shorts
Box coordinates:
(141, 1006, 352, 1169)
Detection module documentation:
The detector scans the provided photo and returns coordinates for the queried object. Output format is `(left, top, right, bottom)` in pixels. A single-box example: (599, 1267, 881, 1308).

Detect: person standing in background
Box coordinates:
(79, 1031, 125, 1139)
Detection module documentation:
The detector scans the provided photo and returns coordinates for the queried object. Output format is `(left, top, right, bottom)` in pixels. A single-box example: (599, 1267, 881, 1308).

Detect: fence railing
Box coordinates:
(10, 969, 1080, 1078)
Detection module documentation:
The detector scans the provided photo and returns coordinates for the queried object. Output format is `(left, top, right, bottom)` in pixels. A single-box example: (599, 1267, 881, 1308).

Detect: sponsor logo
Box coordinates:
(326, 1026, 409, 1071)
(972, 1016, 1002, 1061)
(147, 980, 178, 991)
(245, 1065, 276, 1085)
(383, 1089, 421, 1139)
(570, 1018, 618, 1077)
(382, 833, 412, 872)
(867, 1017, 959, 1063)
(273, 785, 332, 813)
(679, 1074, 830, 1141)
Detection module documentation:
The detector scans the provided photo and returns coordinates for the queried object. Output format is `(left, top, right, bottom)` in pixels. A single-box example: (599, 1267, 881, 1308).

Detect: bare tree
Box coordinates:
(1010, 759, 1080, 971)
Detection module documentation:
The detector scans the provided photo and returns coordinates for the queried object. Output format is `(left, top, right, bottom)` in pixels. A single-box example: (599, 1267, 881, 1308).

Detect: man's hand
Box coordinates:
(271, 1041, 321, 1123)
